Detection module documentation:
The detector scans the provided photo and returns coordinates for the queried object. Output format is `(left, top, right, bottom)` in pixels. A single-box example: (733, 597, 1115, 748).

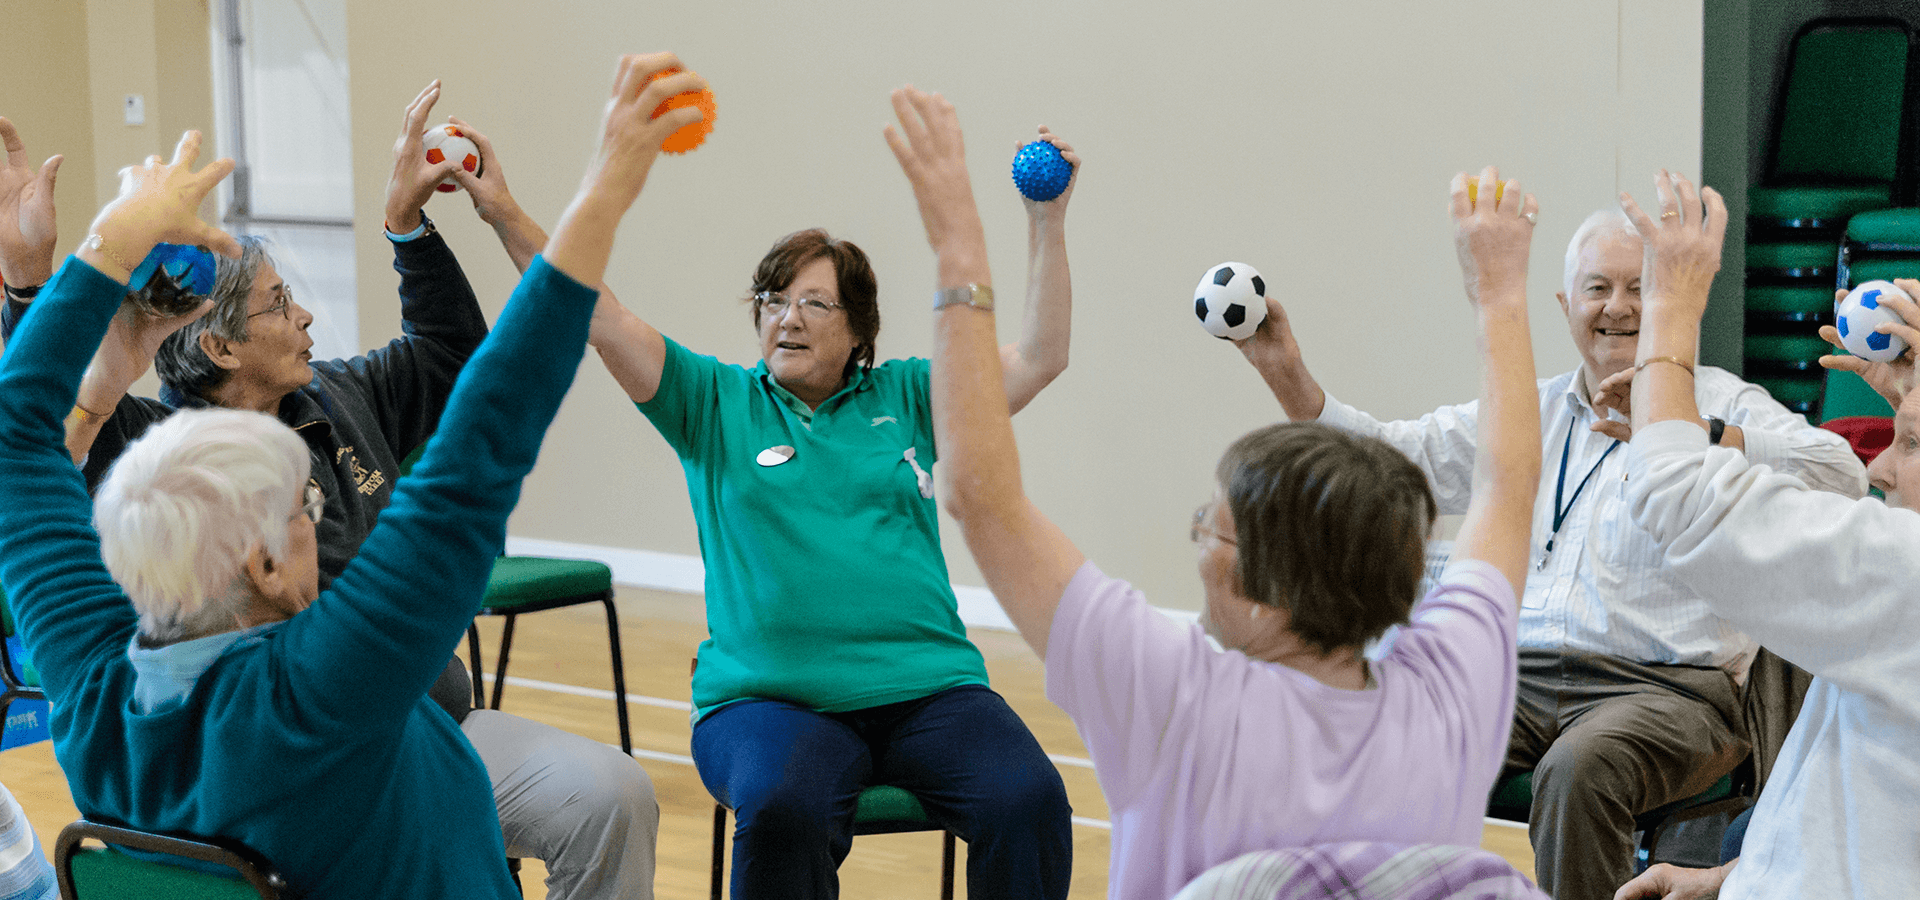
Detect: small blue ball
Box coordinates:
(1011, 141, 1072, 202)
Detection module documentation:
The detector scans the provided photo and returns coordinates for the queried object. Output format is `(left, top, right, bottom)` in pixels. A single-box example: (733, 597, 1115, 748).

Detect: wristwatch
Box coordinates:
(933, 283, 994, 312)
(1704, 416, 1726, 446)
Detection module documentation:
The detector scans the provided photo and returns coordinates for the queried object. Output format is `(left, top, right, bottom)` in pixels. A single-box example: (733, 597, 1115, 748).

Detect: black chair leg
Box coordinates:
(711, 804, 727, 900)
(489, 615, 518, 710)
(466, 625, 486, 710)
(940, 830, 956, 900)
(601, 595, 632, 755)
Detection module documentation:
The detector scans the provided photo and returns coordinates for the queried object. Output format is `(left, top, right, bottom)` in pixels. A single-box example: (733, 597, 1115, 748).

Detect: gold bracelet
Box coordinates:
(67, 402, 112, 426)
(83, 234, 142, 277)
(1635, 356, 1695, 375)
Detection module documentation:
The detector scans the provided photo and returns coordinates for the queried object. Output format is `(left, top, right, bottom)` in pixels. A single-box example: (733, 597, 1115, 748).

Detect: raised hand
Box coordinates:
(541, 54, 705, 287)
(385, 81, 463, 235)
(443, 116, 522, 227)
(1450, 165, 1538, 307)
(82, 131, 238, 283)
(575, 54, 706, 215)
(0, 117, 62, 288)
(1618, 169, 1726, 321)
(1017, 126, 1080, 221)
(884, 86, 986, 267)
(1820, 277, 1920, 407)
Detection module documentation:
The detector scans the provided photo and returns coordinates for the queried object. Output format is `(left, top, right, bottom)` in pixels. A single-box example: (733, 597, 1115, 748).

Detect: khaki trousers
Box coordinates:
(1502, 649, 1747, 900)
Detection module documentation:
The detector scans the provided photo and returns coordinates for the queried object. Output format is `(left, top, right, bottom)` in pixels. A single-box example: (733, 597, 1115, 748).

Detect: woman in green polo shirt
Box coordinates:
(591, 126, 1079, 898)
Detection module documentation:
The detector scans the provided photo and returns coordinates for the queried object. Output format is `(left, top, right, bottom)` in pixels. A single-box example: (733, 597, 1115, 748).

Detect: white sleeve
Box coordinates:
(1626, 420, 1920, 697)
(1710, 376, 1868, 499)
(1318, 392, 1482, 515)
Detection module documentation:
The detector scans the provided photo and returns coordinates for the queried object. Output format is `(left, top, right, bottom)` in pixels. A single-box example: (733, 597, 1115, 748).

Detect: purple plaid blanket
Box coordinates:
(1171, 843, 1548, 900)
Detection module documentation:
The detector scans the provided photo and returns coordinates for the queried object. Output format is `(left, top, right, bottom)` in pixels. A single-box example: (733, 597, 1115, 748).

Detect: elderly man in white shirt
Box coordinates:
(1234, 205, 1867, 900)
(1608, 173, 1920, 900)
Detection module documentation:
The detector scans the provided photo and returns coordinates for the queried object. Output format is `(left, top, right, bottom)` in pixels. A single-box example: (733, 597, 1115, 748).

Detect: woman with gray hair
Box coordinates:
(0, 53, 705, 897)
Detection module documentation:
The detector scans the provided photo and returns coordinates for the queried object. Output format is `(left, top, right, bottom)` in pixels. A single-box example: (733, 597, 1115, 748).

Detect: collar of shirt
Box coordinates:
(127, 622, 277, 714)
(752, 363, 872, 428)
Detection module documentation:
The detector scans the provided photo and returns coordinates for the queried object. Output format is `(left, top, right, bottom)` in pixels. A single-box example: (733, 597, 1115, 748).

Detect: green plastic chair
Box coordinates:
(1748, 18, 1913, 230)
(709, 786, 957, 900)
(396, 442, 633, 755)
(466, 556, 631, 755)
(54, 820, 287, 899)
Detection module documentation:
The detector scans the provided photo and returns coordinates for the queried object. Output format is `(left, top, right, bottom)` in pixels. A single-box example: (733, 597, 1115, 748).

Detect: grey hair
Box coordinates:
(1562, 209, 1641, 296)
(93, 407, 310, 644)
(155, 235, 276, 402)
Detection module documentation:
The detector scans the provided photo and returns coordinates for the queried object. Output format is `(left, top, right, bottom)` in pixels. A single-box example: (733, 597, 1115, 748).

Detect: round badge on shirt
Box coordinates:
(756, 445, 795, 467)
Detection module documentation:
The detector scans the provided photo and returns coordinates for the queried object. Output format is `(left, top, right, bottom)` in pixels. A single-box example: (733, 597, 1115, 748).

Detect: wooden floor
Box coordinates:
(5, 584, 1535, 898)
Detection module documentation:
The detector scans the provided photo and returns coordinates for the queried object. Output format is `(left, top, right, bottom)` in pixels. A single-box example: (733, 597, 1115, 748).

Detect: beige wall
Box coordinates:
(344, 0, 1703, 610)
(0, 1, 99, 270)
(18, 1, 1705, 611)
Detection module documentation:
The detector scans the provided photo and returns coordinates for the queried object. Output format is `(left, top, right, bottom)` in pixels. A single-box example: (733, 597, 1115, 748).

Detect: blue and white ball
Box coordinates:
(1836, 279, 1912, 363)
(1194, 262, 1268, 341)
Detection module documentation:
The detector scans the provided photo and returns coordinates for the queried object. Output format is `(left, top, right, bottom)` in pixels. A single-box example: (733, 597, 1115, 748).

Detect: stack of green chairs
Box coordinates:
(1744, 18, 1916, 417)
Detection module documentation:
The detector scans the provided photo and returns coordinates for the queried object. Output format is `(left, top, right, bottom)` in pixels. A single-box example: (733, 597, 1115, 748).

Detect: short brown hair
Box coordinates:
(747, 229, 880, 375)
(1215, 422, 1437, 654)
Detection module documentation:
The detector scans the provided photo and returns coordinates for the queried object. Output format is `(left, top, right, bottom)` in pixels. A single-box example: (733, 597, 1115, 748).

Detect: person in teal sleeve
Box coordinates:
(0, 55, 706, 898)
(564, 123, 1079, 896)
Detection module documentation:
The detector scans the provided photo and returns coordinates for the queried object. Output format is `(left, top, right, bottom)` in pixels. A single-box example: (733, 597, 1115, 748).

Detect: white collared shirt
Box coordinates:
(1319, 366, 1867, 676)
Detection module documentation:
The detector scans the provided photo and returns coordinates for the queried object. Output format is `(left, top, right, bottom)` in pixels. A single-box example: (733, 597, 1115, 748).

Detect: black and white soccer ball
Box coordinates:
(1194, 261, 1267, 340)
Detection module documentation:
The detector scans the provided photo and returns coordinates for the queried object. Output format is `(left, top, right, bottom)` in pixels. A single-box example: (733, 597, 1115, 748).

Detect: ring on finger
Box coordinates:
(1522, 211, 1538, 225)
(1660, 211, 1679, 220)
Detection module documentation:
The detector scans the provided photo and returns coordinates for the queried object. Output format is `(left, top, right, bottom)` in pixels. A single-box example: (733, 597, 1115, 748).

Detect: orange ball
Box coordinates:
(647, 67, 715, 155)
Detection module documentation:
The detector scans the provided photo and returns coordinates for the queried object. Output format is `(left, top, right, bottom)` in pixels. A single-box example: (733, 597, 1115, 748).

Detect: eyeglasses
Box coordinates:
(248, 286, 293, 321)
(1190, 505, 1236, 546)
(754, 291, 843, 321)
(293, 483, 325, 525)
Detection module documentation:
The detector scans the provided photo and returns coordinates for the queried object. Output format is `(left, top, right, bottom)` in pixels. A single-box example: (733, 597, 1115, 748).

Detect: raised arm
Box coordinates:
(888, 87, 1085, 658)
(1622, 171, 1727, 435)
(0, 131, 237, 701)
(1447, 167, 1542, 599)
(279, 54, 707, 721)
(1000, 127, 1076, 414)
(441, 114, 670, 405)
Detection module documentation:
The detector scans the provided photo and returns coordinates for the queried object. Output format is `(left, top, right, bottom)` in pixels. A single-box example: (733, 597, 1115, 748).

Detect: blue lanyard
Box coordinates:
(1541, 414, 1621, 567)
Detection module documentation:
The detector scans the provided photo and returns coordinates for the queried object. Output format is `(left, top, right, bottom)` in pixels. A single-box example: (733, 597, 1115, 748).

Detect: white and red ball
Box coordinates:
(1194, 262, 1267, 341)
(1836, 279, 1912, 363)
(421, 124, 480, 193)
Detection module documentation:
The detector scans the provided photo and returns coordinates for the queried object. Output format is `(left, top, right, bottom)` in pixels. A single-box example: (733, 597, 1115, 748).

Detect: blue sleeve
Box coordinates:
(0, 258, 143, 705)
(242, 255, 597, 729)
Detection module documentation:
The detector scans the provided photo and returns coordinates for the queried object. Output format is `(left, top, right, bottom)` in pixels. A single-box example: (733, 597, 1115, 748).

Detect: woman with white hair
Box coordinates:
(0, 53, 705, 898)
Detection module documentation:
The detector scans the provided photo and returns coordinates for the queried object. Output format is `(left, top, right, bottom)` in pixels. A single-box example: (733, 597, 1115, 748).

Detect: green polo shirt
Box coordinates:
(640, 337, 989, 720)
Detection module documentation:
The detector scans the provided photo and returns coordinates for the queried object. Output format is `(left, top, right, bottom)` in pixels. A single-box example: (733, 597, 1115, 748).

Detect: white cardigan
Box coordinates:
(1625, 420, 1920, 899)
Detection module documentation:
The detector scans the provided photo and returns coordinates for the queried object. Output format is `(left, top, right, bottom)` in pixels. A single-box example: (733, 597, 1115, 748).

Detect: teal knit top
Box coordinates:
(0, 253, 596, 898)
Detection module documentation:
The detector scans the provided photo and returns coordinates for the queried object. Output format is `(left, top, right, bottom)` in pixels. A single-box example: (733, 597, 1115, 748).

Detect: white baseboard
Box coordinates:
(504, 536, 1199, 632)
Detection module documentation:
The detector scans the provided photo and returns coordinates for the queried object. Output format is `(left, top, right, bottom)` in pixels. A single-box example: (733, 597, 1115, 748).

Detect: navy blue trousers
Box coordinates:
(692, 684, 1072, 899)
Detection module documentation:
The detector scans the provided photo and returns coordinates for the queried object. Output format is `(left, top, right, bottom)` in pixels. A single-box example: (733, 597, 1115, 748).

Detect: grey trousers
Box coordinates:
(1502, 650, 1747, 900)
(464, 710, 660, 900)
